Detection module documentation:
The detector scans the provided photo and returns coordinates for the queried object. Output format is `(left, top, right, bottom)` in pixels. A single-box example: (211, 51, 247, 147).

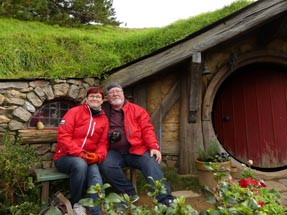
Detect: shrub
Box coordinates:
(0, 132, 41, 215)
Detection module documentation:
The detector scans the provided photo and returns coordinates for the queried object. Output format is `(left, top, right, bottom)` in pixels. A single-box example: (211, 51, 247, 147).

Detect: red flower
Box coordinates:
(258, 201, 264, 207)
(259, 180, 266, 187)
(239, 178, 262, 188)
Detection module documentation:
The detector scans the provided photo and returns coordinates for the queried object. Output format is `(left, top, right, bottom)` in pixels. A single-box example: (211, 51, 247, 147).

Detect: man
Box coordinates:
(100, 83, 174, 206)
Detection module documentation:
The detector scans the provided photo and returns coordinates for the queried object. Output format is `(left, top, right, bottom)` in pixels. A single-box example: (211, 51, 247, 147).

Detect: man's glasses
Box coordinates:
(108, 90, 123, 95)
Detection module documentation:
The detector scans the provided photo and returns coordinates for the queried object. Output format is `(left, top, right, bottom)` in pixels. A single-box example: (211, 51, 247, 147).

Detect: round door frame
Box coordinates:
(202, 50, 287, 172)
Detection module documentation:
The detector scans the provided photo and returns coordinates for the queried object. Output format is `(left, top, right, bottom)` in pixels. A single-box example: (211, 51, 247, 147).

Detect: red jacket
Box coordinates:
(53, 103, 109, 163)
(103, 101, 160, 155)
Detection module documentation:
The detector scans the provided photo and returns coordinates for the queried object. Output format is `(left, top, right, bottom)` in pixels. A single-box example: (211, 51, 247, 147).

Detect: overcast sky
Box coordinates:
(113, 0, 239, 28)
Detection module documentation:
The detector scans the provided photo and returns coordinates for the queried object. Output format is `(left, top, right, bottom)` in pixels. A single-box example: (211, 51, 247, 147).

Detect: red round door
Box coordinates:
(213, 63, 287, 170)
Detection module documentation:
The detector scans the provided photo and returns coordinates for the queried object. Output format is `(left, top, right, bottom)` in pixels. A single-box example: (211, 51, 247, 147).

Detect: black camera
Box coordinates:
(108, 130, 121, 144)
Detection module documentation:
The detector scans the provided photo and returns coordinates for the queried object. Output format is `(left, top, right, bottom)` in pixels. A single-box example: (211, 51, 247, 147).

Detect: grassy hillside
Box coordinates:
(0, 0, 252, 79)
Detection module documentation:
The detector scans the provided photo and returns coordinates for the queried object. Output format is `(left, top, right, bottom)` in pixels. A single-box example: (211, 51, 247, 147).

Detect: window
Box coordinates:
(29, 101, 76, 128)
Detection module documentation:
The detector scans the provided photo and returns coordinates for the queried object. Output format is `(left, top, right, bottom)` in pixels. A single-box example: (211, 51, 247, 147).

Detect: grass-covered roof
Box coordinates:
(0, 0, 252, 79)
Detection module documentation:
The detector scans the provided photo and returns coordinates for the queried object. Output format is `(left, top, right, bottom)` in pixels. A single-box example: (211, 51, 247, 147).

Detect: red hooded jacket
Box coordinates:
(53, 103, 109, 163)
(103, 100, 160, 155)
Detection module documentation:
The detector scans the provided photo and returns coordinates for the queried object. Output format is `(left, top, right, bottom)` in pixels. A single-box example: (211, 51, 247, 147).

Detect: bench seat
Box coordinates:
(35, 168, 69, 182)
(35, 167, 137, 204)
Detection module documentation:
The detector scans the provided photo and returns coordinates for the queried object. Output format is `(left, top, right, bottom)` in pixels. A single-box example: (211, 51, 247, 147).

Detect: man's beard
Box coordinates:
(110, 98, 124, 107)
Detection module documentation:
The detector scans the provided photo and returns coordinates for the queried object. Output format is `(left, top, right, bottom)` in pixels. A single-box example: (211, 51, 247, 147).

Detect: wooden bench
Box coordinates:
(35, 168, 69, 204)
(35, 167, 137, 204)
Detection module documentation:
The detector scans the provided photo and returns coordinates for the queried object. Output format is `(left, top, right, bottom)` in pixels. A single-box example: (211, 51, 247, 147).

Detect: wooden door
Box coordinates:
(213, 64, 287, 169)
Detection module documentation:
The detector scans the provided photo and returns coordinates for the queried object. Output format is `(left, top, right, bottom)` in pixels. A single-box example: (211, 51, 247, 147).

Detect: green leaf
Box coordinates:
(106, 192, 123, 203)
(79, 198, 95, 207)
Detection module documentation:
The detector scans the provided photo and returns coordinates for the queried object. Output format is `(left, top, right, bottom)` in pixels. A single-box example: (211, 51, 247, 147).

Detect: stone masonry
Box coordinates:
(0, 78, 99, 132)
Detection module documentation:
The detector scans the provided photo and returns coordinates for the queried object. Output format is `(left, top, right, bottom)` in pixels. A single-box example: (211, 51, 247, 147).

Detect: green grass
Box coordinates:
(0, 0, 252, 79)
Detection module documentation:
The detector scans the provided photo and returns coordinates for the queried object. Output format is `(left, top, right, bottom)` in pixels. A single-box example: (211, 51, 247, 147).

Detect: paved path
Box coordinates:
(265, 178, 287, 206)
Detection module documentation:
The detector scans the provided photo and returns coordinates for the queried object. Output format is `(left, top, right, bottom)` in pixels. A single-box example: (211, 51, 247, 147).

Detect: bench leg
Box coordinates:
(124, 168, 137, 192)
(41, 181, 50, 204)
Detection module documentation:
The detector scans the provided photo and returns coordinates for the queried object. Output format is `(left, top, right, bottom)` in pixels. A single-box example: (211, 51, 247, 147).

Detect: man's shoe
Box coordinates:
(160, 198, 174, 207)
(73, 203, 87, 215)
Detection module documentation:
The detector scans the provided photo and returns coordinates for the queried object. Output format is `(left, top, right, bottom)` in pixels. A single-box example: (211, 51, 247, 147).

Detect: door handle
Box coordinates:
(223, 115, 230, 121)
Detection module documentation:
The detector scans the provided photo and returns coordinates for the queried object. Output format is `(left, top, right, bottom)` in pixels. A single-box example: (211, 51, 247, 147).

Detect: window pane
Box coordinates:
(29, 101, 76, 128)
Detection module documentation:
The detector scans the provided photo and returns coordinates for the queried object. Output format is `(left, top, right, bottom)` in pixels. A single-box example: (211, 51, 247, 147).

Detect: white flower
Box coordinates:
(248, 160, 253, 165)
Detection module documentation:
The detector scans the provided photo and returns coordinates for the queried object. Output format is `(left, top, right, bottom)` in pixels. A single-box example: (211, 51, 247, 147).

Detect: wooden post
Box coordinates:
(179, 57, 204, 174)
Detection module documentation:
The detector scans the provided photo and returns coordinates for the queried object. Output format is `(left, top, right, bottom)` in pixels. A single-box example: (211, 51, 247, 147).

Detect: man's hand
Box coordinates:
(82, 151, 98, 164)
(150, 149, 162, 164)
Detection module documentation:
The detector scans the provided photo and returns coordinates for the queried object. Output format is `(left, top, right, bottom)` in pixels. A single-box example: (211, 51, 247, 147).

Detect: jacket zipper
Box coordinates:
(81, 106, 93, 148)
(91, 121, 96, 136)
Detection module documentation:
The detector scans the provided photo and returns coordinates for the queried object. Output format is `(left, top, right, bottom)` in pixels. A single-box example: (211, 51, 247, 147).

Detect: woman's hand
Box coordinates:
(82, 151, 98, 164)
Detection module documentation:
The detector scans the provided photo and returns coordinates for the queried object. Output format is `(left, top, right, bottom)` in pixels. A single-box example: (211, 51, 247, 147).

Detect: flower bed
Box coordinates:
(200, 160, 287, 215)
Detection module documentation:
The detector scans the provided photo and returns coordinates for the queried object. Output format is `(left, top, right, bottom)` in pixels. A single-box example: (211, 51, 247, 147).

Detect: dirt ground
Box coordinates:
(135, 191, 213, 213)
(185, 195, 213, 212)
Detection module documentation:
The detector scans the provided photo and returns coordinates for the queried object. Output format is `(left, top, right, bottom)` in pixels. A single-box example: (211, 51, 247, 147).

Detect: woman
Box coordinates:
(53, 87, 108, 215)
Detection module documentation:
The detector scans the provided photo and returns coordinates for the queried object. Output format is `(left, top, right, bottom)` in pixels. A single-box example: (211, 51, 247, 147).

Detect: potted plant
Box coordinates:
(195, 141, 231, 189)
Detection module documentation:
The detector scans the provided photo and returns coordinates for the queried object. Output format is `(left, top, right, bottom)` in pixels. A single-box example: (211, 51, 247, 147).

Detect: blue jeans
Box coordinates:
(55, 156, 102, 215)
(100, 150, 174, 203)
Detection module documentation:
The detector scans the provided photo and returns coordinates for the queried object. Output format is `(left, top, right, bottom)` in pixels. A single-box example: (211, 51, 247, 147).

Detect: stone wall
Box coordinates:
(0, 78, 100, 168)
(0, 78, 99, 132)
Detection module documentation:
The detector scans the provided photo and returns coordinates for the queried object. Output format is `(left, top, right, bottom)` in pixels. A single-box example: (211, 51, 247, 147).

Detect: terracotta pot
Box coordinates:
(230, 166, 240, 178)
(195, 159, 231, 189)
